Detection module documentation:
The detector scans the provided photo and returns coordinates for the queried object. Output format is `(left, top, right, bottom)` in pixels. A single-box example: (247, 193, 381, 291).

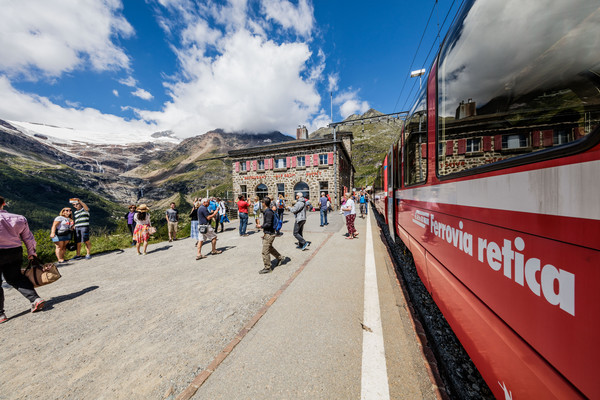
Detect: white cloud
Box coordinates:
(0, 76, 156, 137)
(261, 0, 314, 37)
(0, 0, 133, 80)
(137, 29, 320, 136)
(131, 88, 154, 100)
(327, 73, 339, 92)
(334, 89, 370, 118)
(113, 89, 119, 97)
(118, 76, 137, 87)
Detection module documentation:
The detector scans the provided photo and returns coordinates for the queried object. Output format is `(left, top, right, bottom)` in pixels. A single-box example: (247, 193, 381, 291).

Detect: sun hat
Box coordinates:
(136, 204, 149, 212)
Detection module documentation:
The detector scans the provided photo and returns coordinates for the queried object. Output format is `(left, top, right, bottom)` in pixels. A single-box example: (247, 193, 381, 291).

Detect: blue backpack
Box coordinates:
(273, 211, 283, 231)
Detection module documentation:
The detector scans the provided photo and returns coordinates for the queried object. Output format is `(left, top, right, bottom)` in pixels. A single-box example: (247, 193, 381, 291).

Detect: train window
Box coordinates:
(437, 0, 600, 176)
(404, 88, 427, 186)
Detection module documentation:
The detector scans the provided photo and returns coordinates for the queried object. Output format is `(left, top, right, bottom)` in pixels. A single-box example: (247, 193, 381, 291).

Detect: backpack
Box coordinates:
(278, 199, 285, 209)
(273, 211, 282, 231)
(253, 202, 260, 212)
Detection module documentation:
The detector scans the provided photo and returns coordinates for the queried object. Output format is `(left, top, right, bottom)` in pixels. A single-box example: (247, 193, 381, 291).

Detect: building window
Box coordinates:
(277, 183, 285, 197)
(240, 185, 247, 199)
(256, 184, 268, 200)
(319, 154, 328, 165)
(297, 156, 306, 167)
(275, 158, 286, 169)
(258, 160, 265, 170)
(240, 162, 247, 171)
(554, 130, 569, 145)
(319, 181, 328, 195)
(502, 134, 529, 149)
(294, 181, 309, 200)
(466, 138, 481, 153)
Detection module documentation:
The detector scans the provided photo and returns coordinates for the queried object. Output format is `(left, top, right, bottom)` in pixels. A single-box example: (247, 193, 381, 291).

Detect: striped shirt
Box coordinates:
(74, 208, 90, 227)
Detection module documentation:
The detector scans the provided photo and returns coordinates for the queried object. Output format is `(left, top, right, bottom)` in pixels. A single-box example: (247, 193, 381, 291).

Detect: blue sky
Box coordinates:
(0, 0, 458, 140)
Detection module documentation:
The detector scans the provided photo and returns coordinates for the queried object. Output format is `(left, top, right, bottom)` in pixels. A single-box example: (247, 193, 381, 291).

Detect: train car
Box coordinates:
(384, 0, 600, 398)
(373, 153, 388, 216)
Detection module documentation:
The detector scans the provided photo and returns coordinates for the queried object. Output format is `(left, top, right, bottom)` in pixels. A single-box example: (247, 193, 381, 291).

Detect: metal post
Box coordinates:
(333, 124, 337, 209)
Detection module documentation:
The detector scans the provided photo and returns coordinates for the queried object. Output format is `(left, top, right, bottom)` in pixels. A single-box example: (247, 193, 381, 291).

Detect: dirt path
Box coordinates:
(1, 214, 340, 399)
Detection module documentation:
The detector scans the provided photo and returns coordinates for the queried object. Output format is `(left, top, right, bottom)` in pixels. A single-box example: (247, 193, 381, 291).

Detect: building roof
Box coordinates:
(228, 132, 353, 163)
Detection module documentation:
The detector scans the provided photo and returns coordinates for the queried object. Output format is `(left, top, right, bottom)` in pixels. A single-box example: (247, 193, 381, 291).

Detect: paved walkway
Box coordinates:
(1, 209, 439, 400)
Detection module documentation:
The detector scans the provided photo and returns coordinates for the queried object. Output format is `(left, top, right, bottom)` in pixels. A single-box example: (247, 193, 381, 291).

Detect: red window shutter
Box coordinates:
(235, 162, 240, 172)
(286, 156, 291, 168)
(265, 159, 270, 170)
(327, 152, 333, 165)
(494, 135, 502, 151)
(269, 158, 274, 169)
(457, 139, 466, 155)
(246, 161, 251, 171)
(532, 131, 541, 148)
(446, 140, 454, 156)
(313, 154, 319, 165)
(482, 136, 492, 151)
(292, 156, 297, 167)
(420, 143, 427, 158)
(305, 155, 311, 166)
(252, 160, 257, 171)
(542, 130, 553, 147)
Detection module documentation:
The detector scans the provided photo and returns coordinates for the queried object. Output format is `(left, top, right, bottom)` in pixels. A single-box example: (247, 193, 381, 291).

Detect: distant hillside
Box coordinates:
(310, 109, 403, 188)
(0, 120, 294, 228)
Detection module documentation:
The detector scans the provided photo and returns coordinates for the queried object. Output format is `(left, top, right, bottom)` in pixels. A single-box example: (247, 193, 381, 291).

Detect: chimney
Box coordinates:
(296, 125, 308, 140)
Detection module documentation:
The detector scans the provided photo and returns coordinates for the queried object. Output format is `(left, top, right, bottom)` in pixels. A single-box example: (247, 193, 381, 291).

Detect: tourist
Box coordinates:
(134, 204, 152, 255)
(259, 197, 288, 274)
(319, 192, 329, 227)
(290, 192, 310, 250)
(253, 196, 262, 231)
(237, 195, 250, 236)
(166, 202, 178, 242)
(276, 195, 285, 235)
(72, 198, 91, 260)
(342, 192, 357, 239)
(359, 191, 366, 218)
(189, 200, 200, 246)
(126, 205, 137, 246)
(196, 198, 221, 259)
(50, 207, 74, 263)
(0, 195, 46, 322)
(208, 198, 219, 230)
(217, 198, 227, 233)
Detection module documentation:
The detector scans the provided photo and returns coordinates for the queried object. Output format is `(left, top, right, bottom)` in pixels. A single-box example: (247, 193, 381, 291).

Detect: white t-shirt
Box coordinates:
(343, 199, 356, 216)
(54, 216, 72, 234)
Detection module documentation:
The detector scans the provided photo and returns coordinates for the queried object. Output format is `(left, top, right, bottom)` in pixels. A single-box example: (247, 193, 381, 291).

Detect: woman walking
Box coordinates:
(190, 200, 200, 246)
(133, 204, 152, 255)
(126, 205, 137, 246)
(341, 192, 358, 239)
(50, 207, 74, 263)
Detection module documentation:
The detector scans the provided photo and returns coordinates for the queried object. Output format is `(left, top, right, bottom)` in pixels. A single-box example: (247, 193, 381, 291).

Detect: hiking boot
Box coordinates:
(0, 313, 7, 323)
(31, 298, 45, 313)
(259, 267, 272, 274)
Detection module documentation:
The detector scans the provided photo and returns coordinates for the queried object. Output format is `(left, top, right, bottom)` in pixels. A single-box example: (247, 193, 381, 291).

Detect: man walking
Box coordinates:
(0, 195, 45, 322)
(166, 202, 178, 242)
(72, 198, 91, 260)
(290, 192, 310, 250)
(259, 198, 288, 274)
(196, 198, 221, 259)
(237, 195, 250, 236)
(319, 192, 329, 227)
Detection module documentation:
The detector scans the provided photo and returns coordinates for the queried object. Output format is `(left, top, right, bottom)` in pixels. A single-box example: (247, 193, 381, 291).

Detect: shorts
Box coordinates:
(199, 225, 217, 242)
(75, 226, 90, 243)
(52, 234, 71, 243)
(168, 221, 178, 234)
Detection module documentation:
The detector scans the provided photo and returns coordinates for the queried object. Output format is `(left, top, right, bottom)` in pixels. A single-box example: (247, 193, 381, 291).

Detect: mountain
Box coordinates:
(310, 108, 403, 188)
(0, 120, 294, 229)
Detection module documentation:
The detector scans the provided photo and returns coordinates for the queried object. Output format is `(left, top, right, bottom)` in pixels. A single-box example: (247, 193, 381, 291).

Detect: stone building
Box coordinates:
(228, 131, 354, 208)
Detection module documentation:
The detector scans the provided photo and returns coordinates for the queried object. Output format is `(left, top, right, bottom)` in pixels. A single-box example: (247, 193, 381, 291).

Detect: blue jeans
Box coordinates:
(320, 209, 328, 225)
(239, 213, 248, 235)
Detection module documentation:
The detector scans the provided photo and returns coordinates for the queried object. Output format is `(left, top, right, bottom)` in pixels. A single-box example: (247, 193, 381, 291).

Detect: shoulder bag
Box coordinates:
(23, 257, 61, 287)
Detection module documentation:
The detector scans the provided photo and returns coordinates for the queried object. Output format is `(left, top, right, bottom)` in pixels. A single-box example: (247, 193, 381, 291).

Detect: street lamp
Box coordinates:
(410, 68, 426, 90)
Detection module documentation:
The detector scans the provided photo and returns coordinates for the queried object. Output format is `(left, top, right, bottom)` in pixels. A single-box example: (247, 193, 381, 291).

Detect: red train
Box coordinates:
(374, 1, 600, 398)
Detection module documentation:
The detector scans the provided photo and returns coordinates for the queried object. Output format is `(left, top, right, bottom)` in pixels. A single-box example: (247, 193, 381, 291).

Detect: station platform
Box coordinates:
(1, 208, 441, 399)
